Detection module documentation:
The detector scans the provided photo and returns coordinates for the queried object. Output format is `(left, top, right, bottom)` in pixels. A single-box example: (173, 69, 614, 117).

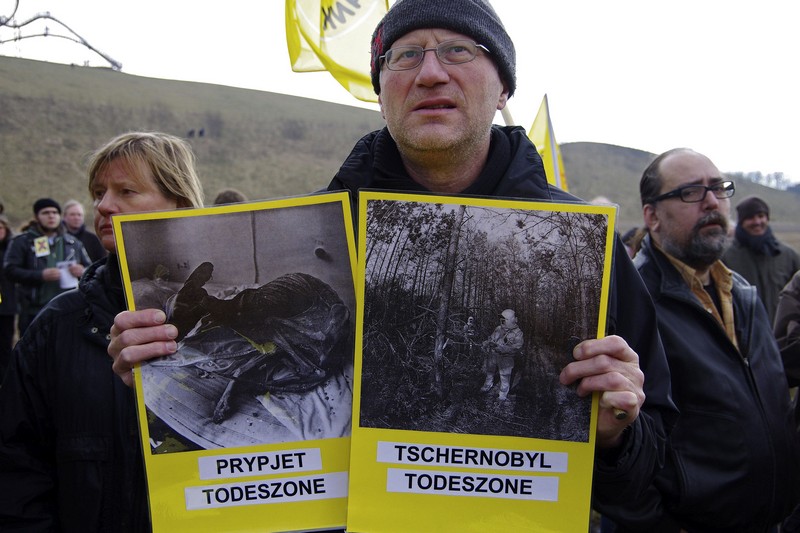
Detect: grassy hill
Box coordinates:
(2, 55, 798, 249)
(0, 55, 385, 225)
(562, 142, 800, 250)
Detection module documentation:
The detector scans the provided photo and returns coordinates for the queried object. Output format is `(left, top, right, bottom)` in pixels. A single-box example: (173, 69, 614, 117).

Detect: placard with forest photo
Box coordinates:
(347, 190, 617, 533)
(113, 191, 357, 533)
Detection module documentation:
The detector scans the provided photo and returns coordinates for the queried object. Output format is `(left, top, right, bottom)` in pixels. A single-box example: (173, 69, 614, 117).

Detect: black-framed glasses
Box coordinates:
(379, 39, 490, 71)
(646, 180, 735, 204)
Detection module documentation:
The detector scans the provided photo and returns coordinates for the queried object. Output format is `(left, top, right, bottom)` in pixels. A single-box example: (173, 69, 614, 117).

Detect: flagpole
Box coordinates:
(500, 104, 516, 126)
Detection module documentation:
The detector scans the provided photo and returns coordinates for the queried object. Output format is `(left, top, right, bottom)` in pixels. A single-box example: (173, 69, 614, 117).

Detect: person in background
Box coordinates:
(62, 198, 107, 262)
(3, 198, 91, 336)
(629, 147, 800, 531)
(721, 196, 800, 323)
(620, 227, 640, 258)
(775, 269, 800, 532)
(17, 218, 37, 233)
(107, 0, 676, 523)
(775, 270, 800, 403)
(0, 132, 204, 532)
(0, 215, 17, 377)
(212, 187, 248, 205)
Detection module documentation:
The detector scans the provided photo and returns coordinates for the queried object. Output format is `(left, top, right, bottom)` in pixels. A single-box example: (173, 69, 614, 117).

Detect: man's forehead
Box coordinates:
(393, 28, 473, 46)
(660, 152, 721, 188)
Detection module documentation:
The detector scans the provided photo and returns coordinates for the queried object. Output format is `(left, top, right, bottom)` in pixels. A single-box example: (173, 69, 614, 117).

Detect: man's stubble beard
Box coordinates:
(661, 211, 732, 270)
(391, 120, 487, 165)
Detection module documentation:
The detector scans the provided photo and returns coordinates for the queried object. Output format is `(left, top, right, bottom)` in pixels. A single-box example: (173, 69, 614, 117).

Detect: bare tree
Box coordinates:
(1, 1, 121, 70)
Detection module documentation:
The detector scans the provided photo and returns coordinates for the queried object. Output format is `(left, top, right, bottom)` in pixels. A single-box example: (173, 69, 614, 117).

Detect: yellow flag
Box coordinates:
(285, 0, 388, 103)
(529, 94, 568, 191)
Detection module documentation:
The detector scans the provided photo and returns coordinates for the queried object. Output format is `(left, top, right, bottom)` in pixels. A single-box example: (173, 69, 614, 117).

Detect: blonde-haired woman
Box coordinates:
(0, 132, 203, 531)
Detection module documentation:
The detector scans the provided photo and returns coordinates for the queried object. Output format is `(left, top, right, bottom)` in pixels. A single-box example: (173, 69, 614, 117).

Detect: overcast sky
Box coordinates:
(2, 0, 797, 183)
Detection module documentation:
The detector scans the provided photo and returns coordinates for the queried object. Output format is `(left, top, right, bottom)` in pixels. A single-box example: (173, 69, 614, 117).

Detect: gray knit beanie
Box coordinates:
(370, 0, 516, 96)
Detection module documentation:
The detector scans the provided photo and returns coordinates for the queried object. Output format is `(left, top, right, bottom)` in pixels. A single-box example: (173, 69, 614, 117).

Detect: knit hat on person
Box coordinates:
(33, 197, 61, 215)
(370, 0, 516, 96)
(736, 196, 769, 222)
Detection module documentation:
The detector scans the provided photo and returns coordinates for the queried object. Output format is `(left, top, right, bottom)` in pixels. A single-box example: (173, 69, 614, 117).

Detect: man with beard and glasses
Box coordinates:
(723, 196, 800, 323)
(623, 148, 800, 532)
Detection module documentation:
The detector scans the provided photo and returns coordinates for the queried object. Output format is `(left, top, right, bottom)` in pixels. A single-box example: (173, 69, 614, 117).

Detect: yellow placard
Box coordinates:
(347, 191, 618, 532)
(114, 191, 357, 532)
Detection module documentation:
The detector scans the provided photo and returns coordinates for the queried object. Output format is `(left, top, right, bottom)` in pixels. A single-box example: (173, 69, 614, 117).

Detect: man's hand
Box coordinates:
(108, 309, 179, 387)
(559, 335, 645, 449)
(67, 263, 85, 278)
(42, 267, 61, 282)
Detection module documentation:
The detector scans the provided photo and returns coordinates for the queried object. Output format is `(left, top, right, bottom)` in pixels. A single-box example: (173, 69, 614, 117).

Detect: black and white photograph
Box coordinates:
(358, 196, 613, 442)
(117, 196, 356, 453)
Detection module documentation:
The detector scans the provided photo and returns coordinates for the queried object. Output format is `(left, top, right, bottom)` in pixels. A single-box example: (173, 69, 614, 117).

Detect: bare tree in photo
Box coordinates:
(359, 200, 610, 442)
(433, 205, 466, 399)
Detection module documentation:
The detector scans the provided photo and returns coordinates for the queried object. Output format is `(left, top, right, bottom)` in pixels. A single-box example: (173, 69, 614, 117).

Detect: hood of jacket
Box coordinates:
(329, 125, 579, 204)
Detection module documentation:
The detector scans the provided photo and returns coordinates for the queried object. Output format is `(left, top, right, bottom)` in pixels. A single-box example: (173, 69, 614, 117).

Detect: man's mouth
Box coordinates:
(695, 213, 728, 233)
(414, 98, 456, 111)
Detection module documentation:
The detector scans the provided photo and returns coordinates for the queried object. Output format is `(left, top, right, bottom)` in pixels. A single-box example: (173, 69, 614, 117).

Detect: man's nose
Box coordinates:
(416, 50, 450, 85)
(699, 188, 721, 209)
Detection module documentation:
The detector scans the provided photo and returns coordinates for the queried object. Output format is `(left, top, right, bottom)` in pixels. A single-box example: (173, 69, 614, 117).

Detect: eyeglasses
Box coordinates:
(646, 180, 735, 204)
(380, 39, 490, 71)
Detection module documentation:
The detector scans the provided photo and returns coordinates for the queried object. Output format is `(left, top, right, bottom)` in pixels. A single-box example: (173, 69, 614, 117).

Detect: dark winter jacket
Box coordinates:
(328, 125, 679, 514)
(0, 237, 16, 317)
(0, 255, 150, 532)
(3, 226, 91, 311)
(66, 223, 107, 263)
(632, 234, 800, 532)
(722, 231, 800, 323)
(775, 270, 800, 387)
(775, 271, 800, 532)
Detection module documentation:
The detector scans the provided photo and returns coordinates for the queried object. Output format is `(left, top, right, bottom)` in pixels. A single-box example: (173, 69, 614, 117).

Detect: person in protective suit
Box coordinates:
(480, 309, 523, 400)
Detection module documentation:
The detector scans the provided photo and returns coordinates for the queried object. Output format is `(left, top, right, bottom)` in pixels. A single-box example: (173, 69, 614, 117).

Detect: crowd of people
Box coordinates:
(0, 0, 799, 531)
(0, 132, 204, 531)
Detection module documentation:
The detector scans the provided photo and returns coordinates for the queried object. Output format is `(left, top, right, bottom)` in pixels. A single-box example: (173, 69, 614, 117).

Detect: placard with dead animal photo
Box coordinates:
(114, 191, 356, 532)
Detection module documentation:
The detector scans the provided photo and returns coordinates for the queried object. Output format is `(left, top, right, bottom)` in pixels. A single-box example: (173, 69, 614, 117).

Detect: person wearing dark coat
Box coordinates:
(722, 195, 800, 323)
(0, 215, 17, 377)
(62, 199, 107, 262)
(775, 270, 800, 394)
(3, 198, 92, 336)
(106, 0, 676, 527)
(628, 148, 800, 531)
(0, 132, 204, 532)
(327, 123, 677, 515)
(775, 270, 800, 532)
